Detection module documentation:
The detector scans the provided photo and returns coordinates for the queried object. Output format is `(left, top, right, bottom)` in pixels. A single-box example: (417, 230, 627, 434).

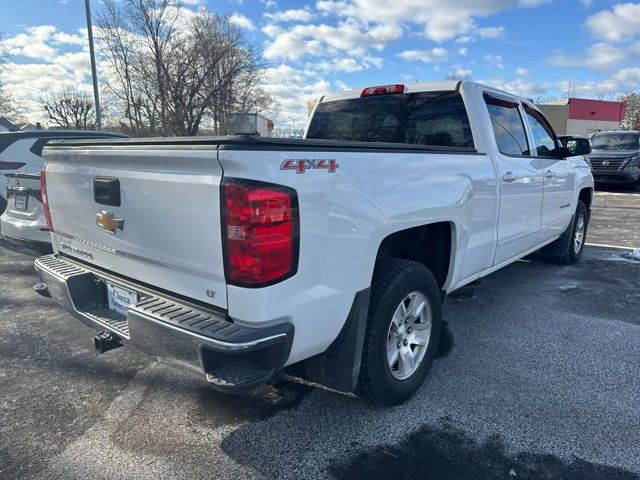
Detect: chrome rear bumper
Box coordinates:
(34, 254, 294, 391)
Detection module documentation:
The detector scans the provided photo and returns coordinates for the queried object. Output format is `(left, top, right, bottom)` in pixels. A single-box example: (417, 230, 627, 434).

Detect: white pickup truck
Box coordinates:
(34, 81, 594, 405)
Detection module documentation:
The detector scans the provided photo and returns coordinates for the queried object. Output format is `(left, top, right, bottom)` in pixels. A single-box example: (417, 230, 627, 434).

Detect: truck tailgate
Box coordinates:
(43, 146, 227, 308)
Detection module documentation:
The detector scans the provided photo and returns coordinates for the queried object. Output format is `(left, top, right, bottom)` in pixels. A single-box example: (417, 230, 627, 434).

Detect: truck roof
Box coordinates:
(321, 80, 461, 103)
(318, 80, 530, 106)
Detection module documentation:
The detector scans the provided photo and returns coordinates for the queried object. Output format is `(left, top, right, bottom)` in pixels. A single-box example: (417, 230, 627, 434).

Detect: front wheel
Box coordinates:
(558, 200, 589, 264)
(357, 259, 442, 406)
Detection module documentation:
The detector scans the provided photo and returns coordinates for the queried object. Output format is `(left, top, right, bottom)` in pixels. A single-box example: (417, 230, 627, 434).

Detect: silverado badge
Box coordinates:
(96, 211, 124, 234)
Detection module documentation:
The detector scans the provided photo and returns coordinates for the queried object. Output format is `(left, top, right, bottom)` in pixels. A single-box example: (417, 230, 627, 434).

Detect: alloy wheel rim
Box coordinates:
(574, 213, 585, 254)
(386, 291, 432, 380)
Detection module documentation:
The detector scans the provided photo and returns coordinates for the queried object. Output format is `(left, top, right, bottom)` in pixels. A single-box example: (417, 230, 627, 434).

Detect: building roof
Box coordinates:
(0, 117, 18, 132)
(568, 98, 626, 122)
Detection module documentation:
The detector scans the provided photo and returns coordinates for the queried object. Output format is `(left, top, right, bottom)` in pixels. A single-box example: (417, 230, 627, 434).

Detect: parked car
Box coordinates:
(585, 130, 640, 188)
(0, 130, 126, 251)
(33, 81, 594, 405)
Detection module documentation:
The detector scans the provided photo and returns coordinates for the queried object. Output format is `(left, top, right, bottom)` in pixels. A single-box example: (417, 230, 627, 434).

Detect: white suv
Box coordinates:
(0, 130, 125, 251)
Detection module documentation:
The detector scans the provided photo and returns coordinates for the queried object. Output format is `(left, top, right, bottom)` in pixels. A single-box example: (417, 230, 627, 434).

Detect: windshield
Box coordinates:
(306, 91, 474, 148)
(590, 132, 640, 151)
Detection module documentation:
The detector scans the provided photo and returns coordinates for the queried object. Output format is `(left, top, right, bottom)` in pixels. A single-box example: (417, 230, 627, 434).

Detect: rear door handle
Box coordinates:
(502, 172, 517, 183)
(545, 170, 556, 179)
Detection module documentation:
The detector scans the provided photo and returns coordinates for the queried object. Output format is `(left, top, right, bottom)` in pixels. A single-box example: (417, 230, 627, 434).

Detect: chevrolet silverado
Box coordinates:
(34, 81, 594, 405)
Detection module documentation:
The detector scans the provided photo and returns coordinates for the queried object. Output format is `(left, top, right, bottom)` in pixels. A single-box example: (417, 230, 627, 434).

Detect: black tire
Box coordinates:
(557, 200, 589, 265)
(357, 258, 442, 406)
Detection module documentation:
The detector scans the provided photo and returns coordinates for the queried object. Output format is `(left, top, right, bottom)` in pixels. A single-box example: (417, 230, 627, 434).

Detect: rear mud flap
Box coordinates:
(304, 288, 371, 393)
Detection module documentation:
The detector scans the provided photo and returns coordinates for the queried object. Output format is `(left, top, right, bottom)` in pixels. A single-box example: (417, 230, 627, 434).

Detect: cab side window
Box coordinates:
(524, 106, 557, 157)
(484, 96, 530, 156)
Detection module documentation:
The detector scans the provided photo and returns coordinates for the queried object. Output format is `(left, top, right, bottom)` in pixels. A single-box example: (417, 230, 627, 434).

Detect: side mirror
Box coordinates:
(567, 138, 591, 155)
(567, 138, 592, 156)
(551, 146, 573, 159)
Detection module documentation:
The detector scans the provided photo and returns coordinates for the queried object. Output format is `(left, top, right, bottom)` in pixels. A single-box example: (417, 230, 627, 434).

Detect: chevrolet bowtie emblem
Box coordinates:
(96, 211, 124, 234)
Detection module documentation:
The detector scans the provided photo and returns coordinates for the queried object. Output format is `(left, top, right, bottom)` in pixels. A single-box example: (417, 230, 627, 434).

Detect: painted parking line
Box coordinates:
(586, 242, 637, 250)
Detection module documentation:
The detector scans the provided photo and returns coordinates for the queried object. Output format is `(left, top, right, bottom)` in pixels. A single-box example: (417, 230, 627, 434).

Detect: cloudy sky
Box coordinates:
(1, 0, 640, 128)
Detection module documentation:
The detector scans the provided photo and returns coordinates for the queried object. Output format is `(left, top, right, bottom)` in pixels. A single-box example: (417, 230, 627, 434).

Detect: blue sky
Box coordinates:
(1, 0, 640, 128)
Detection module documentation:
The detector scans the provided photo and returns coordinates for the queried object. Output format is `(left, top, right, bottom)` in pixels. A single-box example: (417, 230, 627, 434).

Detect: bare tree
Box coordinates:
(96, 0, 274, 136)
(96, 0, 153, 133)
(619, 92, 640, 131)
(42, 87, 96, 130)
(0, 33, 13, 116)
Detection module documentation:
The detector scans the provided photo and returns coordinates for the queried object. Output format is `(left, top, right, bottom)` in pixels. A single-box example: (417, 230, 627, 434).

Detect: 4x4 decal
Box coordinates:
(281, 159, 339, 174)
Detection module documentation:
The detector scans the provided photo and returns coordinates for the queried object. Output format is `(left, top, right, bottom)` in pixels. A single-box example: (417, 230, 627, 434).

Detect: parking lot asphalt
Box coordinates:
(589, 188, 640, 248)
(1, 191, 639, 480)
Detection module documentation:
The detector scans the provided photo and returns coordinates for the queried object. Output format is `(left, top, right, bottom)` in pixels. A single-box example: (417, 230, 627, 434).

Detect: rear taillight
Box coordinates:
(40, 170, 53, 232)
(222, 179, 298, 287)
(361, 84, 404, 97)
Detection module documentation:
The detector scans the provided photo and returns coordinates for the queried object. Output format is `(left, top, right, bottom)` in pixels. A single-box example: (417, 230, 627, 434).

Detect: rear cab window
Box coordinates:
(306, 91, 475, 148)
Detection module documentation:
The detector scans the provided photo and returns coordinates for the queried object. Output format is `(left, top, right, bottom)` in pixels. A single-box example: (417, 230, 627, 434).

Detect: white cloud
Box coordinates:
(579, 0, 593, 7)
(316, 0, 543, 43)
(52, 29, 87, 47)
(4, 25, 58, 60)
(229, 13, 255, 30)
(3, 62, 91, 123)
(484, 54, 504, 69)
(315, 55, 383, 72)
(549, 42, 636, 71)
(485, 73, 640, 100)
(317, 57, 363, 72)
(264, 9, 314, 23)
(334, 80, 350, 91)
(455, 35, 474, 44)
(458, 47, 468, 55)
(586, 3, 640, 42)
(260, 63, 332, 121)
(398, 47, 449, 63)
(478, 26, 505, 38)
(262, 21, 402, 60)
(515, 67, 529, 77)
(0, 25, 99, 123)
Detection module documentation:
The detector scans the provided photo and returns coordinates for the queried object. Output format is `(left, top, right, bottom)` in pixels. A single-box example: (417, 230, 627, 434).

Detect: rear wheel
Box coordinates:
(357, 259, 442, 406)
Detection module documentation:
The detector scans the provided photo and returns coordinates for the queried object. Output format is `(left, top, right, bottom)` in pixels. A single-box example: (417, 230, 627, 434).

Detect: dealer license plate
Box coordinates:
(106, 282, 138, 316)
(14, 194, 27, 210)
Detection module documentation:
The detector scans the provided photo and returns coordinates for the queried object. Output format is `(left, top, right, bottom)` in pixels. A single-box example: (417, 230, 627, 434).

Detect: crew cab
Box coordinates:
(34, 81, 594, 405)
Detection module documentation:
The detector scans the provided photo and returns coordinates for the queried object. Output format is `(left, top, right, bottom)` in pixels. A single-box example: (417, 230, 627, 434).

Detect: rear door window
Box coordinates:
(484, 96, 530, 156)
(306, 91, 474, 148)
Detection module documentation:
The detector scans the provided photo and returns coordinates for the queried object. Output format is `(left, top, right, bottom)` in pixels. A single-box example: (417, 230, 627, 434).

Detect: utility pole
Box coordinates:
(85, 0, 102, 130)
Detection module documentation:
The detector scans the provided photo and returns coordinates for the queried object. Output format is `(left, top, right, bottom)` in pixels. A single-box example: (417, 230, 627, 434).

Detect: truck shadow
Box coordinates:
(0, 237, 43, 257)
(329, 419, 640, 480)
(218, 406, 639, 480)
